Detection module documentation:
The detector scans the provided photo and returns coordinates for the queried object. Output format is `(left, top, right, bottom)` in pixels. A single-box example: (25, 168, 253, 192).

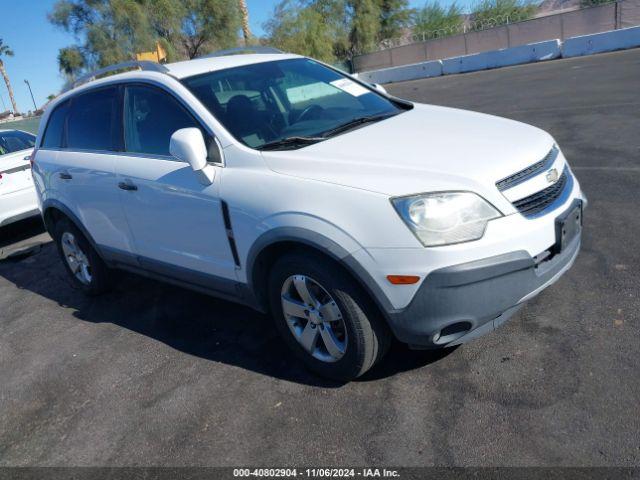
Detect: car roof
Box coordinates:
(44, 52, 308, 129)
(164, 53, 302, 79)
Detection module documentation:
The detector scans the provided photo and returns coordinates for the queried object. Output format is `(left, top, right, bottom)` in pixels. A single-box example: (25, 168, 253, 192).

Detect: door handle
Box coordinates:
(118, 181, 138, 191)
(59, 172, 72, 180)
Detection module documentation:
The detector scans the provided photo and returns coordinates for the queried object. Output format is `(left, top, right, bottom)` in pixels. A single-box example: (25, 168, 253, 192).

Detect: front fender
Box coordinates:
(241, 211, 365, 284)
(243, 224, 396, 315)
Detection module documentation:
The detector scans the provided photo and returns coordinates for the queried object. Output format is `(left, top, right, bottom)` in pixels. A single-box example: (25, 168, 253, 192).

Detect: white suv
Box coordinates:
(32, 50, 585, 380)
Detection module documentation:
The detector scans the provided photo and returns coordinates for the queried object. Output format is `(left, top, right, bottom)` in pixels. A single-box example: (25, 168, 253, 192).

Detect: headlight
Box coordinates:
(392, 192, 502, 247)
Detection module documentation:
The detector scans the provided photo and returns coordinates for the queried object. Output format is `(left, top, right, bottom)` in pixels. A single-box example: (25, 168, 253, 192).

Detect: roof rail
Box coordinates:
(200, 46, 284, 59)
(67, 61, 170, 92)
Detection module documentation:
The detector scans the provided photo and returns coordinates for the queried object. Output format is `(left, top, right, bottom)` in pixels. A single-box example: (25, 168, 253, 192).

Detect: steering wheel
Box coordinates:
(296, 104, 324, 123)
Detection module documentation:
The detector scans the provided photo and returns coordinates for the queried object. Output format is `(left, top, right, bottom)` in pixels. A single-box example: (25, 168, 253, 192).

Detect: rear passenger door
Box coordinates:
(113, 83, 235, 291)
(37, 87, 134, 254)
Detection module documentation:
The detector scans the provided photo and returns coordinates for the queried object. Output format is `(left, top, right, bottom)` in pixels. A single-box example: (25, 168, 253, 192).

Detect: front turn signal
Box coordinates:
(386, 275, 420, 285)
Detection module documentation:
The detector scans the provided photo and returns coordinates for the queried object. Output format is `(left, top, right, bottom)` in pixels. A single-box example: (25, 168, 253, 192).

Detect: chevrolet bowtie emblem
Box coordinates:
(546, 168, 559, 183)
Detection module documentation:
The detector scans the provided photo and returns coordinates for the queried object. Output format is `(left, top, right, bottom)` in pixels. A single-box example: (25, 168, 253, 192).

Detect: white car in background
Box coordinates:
(0, 129, 38, 227)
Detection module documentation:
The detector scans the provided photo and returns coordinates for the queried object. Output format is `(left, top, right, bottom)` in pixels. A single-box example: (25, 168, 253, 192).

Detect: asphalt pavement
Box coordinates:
(0, 49, 638, 467)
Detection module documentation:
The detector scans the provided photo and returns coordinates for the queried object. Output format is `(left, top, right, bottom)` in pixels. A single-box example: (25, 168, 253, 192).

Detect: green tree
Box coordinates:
(49, 0, 155, 68)
(49, 0, 242, 68)
(141, 0, 185, 61)
(265, 0, 341, 62)
(379, 0, 413, 40)
(57, 46, 85, 80)
(306, 0, 351, 58)
(181, 0, 241, 58)
(0, 38, 19, 113)
(470, 0, 536, 30)
(413, 1, 463, 38)
(266, 0, 413, 59)
(348, 0, 382, 54)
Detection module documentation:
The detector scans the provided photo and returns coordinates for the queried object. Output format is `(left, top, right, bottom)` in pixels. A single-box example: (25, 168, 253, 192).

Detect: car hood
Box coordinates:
(261, 103, 555, 207)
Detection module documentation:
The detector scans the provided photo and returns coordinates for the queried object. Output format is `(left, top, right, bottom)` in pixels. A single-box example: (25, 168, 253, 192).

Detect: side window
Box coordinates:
(66, 87, 119, 151)
(124, 85, 201, 156)
(41, 100, 70, 149)
(0, 131, 36, 154)
(14, 131, 37, 148)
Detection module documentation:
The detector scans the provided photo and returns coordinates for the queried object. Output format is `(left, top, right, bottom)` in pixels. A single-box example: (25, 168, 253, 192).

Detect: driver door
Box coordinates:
(113, 83, 236, 293)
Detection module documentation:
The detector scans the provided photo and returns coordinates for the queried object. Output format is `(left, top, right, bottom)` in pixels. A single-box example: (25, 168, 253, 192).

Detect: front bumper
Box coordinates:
(386, 229, 580, 347)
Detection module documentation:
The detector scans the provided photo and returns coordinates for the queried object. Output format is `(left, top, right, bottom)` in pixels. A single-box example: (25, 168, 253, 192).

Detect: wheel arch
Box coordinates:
(246, 228, 394, 318)
(42, 200, 103, 259)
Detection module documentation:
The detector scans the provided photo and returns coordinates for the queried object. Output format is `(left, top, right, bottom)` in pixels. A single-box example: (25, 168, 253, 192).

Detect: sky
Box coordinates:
(0, 0, 466, 113)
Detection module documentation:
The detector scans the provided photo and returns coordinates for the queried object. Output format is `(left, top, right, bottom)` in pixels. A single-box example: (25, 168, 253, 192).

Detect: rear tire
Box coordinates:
(53, 217, 112, 295)
(268, 252, 390, 381)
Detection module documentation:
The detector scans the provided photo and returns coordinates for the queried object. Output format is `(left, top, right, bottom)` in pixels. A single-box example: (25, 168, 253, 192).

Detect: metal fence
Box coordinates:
(353, 0, 640, 72)
(379, 11, 534, 49)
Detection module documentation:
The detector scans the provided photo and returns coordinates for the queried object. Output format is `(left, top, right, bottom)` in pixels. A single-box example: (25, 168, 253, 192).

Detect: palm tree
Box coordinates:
(0, 39, 18, 114)
(239, 0, 253, 46)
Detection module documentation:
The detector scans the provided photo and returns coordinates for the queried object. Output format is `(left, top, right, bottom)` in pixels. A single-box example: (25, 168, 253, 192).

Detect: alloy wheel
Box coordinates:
(61, 232, 92, 285)
(280, 275, 348, 363)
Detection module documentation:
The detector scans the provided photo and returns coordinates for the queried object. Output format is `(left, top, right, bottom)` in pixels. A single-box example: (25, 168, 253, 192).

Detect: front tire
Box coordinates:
(268, 252, 390, 381)
(54, 218, 112, 295)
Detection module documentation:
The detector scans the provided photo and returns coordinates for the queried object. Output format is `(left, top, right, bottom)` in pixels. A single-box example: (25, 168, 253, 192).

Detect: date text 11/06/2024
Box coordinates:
(233, 468, 401, 477)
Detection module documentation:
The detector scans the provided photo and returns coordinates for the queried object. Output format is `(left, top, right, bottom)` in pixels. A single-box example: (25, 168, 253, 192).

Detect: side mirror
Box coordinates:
(170, 128, 215, 185)
(371, 83, 388, 95)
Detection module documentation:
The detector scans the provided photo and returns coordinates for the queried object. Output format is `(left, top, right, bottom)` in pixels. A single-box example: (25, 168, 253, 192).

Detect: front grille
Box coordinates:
(496, 146, 558, 192)
(512, 166, 569, 218)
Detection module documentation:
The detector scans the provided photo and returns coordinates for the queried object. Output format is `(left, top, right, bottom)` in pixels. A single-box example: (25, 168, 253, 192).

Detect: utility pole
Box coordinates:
(24, 79, 37, 111)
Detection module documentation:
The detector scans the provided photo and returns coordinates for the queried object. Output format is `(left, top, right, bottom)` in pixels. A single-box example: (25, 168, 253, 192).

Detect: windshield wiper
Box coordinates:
(257, 113, 398, 150)
(258, 136, 326, 151)
(320, 113, 397, 138)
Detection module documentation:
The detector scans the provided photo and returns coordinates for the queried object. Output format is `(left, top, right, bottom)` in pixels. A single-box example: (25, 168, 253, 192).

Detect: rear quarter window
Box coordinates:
(41, 100, 70, 149)
(66, 87, 119, 151)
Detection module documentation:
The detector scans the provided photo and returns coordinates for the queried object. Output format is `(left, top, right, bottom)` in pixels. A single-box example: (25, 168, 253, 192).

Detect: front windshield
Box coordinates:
(182, 58, 404, 150)
(0, 130, 36, 156)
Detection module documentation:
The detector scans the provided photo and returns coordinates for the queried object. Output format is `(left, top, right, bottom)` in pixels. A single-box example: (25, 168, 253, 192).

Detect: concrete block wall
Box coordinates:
(442, 39, 562, 74)
(562, 25, 640, 56)
(356, 60, 443, 84)
(354, 28, 638, 85)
